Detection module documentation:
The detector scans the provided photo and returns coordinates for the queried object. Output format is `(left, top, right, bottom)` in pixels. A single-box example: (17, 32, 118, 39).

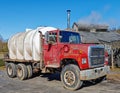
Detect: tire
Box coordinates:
(17, 64, 28, 80)
(61, 64, 83, 90)
(6, 63, 16, 78)
(27, 65, 33, 78)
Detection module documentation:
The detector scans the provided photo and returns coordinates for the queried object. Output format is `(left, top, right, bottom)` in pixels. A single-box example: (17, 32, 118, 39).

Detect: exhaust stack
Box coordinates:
(67, 10, 71, 29)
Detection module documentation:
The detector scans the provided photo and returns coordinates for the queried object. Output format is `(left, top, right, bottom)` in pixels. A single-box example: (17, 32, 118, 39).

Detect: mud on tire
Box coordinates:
(6, 62, 16, 78)
(17, 64, 28, 80)
(61, 64, 83, 90)
(27, 65, 33, 78)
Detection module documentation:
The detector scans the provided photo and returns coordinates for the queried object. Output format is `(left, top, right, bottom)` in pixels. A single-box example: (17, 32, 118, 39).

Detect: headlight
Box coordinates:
(82, 58, 87, 64)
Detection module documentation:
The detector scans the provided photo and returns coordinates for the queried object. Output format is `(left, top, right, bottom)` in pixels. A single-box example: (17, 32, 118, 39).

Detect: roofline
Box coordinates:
(72, 22, 109, 29)
(72, 22, 78, 28)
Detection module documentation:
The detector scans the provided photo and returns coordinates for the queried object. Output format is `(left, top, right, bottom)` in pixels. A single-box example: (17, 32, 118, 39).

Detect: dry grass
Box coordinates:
(0, 59, 5, 66)
(0, 59, 5, 70)
(0, 66, 5, 70)
(107, 68, 120, 82)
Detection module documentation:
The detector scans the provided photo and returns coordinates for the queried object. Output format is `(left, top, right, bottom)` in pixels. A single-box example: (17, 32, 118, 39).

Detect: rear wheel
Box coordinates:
(61, 64, 83, 90)
(17, 64, 28, 80)
(27, 65, 33, 78)
(6, 63, 16, 78)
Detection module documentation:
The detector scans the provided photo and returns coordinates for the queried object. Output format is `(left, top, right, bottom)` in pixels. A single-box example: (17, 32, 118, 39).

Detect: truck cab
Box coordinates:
(44, 30, 81, 68)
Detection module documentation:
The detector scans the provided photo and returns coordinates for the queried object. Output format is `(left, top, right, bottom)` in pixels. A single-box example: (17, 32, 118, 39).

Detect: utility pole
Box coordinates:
(111, 48, 114, 69)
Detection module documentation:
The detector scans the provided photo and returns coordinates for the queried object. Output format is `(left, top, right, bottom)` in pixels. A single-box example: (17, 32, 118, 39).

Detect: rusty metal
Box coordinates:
(39, 31, 44, 70)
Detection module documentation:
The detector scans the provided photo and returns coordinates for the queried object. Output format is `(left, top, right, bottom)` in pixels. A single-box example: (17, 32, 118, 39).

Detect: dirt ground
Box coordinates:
(0, 69, 120, 93)
(107, 68, 120, 82)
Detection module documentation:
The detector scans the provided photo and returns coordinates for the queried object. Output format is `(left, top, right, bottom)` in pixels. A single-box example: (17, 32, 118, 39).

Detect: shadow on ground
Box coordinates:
(32, 72, 105, 89)
(32, 72, 61, 81)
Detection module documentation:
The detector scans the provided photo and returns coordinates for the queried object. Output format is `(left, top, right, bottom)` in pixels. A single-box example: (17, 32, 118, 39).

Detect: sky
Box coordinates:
(0, 0, 120, 40)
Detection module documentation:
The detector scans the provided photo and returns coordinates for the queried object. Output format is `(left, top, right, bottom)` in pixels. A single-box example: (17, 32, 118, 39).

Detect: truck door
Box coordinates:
(44, 31, 59, 67)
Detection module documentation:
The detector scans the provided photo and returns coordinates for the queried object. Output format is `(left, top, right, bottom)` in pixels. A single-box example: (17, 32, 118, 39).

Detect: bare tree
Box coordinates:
(0, 34, 8, 52)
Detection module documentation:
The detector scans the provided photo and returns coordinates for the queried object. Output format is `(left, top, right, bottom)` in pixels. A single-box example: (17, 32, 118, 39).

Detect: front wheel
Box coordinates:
(61, 64, 83, 90)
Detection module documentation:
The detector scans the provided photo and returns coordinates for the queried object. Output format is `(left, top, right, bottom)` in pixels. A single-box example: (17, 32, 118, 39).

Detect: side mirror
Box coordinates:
(48, 36, 56, 44)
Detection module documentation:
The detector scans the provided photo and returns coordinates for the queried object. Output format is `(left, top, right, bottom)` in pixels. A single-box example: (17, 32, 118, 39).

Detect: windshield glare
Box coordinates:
(59, 31, 81, 44)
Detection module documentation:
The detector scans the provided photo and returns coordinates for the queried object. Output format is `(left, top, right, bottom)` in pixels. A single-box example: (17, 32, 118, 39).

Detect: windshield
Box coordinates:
(59, 31, 81, 44)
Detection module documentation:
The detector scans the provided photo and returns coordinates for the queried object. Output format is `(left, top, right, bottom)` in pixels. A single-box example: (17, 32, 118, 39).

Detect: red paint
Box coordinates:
(43, 30, 106, 70)
(104, 51, 109, 65)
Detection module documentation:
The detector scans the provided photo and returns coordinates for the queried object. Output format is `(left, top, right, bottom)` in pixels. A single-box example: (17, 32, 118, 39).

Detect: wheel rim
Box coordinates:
(8, 65, 12, 75)
(17, 67, 22, 77)
(64, 71, 75, 86)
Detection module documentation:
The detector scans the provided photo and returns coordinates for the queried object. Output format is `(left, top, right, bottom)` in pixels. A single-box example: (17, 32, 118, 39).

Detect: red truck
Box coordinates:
(5, 27, 110, 90)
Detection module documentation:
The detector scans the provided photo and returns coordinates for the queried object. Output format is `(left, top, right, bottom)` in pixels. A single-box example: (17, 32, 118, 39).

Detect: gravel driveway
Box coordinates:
(0, 70, 120, 93)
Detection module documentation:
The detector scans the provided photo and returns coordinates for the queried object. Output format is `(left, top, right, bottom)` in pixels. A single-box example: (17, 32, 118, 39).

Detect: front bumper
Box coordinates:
(80, 66, 110, 80)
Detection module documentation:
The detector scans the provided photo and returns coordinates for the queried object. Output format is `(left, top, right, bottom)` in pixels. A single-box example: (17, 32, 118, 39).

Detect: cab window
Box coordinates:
(59, 31, 81, 44)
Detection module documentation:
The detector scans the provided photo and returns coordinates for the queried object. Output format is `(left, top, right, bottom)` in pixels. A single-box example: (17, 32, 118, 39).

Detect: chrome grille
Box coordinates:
(89, 46, 105, 67)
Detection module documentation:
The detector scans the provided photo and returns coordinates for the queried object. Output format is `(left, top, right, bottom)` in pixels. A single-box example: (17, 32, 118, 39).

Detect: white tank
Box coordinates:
(8, 27, 57, 61)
